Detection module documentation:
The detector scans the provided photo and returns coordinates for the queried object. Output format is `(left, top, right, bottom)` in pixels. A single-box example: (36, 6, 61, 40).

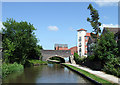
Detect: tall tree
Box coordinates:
(2, 18, 42, 64)
(87, 4, 101, 42)
(94, 30, 118, 67)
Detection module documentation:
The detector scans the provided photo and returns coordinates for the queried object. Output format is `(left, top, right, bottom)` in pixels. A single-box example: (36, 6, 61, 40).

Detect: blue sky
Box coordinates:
(2, 2, 118, 49)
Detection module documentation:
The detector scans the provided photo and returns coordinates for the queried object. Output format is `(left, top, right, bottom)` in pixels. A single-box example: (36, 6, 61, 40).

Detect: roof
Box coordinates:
(102, 27, 120, 34)
(85, 33, 91, 37)
(69, 46, 77, 50)
(55, 44, 68, 47)
(77, 28, 87, 31)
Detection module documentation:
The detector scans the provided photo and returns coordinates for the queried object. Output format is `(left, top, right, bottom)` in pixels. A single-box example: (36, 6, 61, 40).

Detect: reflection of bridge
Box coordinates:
(41, 50, 71, 62)
(47, 59, 60, 63)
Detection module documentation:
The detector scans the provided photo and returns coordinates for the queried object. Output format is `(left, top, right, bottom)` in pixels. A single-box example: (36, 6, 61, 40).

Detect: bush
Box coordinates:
(83, 57, 102, 70)
(2, 62, 24, 78)
(86, 30, 120, 72)
(87, 55, 95, 60)
(74, 53, 80, 64)
(74, 53, 86, 64)
(24, 60, 33, 67)
(103, 57, 120, 77)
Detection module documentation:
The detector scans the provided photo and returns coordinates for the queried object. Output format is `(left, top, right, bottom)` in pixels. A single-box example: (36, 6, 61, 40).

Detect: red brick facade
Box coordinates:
(69, 46, 77, 55)
(84, 33, 91, 55)
(55, 46, 68, 50)
(54, 44, 68, 50)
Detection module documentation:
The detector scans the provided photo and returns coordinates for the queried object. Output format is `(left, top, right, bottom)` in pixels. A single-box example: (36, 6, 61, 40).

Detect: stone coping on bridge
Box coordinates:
(63, 63, 120, 84)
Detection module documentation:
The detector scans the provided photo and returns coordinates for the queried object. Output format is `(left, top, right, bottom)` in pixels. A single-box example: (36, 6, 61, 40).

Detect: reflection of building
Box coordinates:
(69, 46, 77, 55)
(77, 28, 91, 57)
(54, 44, 68, 50)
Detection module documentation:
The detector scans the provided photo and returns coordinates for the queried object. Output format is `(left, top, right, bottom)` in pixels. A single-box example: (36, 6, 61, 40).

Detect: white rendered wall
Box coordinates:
(77, 31, 86, 56)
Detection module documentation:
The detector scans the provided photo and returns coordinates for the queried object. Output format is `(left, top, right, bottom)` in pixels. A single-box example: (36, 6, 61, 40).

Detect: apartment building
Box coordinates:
(77, 28, 91, 57)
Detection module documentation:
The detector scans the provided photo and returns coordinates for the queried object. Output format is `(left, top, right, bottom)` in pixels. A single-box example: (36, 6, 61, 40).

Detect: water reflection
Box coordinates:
(3, 64, 93, 84)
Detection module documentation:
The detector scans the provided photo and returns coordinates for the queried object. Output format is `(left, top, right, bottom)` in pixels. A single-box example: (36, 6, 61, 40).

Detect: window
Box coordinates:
(79, 44, 81, 47)
(85, 37, 88, 40)
(79, 42, 81, 47)
(79, 48, 81, 52)
(79, 53, 81, 56)
(86, 48, 87, 51)
(79, 37, 81, 41)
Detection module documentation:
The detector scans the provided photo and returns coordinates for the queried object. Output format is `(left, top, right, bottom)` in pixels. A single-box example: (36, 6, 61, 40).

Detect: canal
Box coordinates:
(3, 64, 94, 84)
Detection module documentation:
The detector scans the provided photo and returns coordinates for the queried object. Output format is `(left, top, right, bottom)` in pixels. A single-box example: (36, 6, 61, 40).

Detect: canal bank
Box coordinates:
(2, 63, 94, 84)
(62, 63, 120, 85)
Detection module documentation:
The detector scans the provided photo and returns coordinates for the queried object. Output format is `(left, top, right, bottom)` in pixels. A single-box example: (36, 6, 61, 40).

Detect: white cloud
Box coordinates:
(94, 0, 119, 7)
(48, 26, 59, 31)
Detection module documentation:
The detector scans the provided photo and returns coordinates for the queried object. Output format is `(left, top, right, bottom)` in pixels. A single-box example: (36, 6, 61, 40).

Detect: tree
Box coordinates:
(117, 39, 120, 56)
(93, 30, 118, 67)
(2, 18, 42, 64)
(74, 52, 86, 64)
(87, 4, 101, 43)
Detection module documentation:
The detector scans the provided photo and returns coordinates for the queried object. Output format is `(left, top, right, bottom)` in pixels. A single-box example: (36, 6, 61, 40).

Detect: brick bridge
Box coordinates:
(41, 50, 72, 62)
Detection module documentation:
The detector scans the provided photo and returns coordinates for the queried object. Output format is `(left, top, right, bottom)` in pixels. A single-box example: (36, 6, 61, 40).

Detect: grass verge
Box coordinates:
(63, 64, 117, 85)
(2, 62, 24, 78)
(28, 60, 48, 65)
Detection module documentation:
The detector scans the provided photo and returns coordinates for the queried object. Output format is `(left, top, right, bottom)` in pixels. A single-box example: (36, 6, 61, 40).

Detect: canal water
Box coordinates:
(3, 64, 94, 84)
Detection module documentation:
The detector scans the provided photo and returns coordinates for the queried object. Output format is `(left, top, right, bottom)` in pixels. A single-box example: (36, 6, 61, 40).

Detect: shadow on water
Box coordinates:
(2, 64, 94, 84)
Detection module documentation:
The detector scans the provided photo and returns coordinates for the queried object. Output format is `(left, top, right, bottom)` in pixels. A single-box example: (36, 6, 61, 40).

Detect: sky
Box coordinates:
(1, 1, 119, 50)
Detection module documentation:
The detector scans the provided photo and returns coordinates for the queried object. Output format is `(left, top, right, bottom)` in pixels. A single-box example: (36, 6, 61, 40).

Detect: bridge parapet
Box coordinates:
(41, 50, 71, 61)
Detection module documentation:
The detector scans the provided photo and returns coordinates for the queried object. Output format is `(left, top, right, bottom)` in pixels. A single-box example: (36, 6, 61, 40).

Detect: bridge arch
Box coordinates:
(41, 50, 71, 62)
(46, 55, 65, 63)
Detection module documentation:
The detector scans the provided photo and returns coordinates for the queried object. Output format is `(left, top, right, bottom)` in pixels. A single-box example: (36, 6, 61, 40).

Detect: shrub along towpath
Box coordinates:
(62, 63, 120, 85)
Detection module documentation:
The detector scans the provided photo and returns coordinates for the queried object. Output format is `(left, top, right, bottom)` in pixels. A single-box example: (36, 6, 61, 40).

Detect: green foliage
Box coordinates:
(2, 62, 24, 78)
(2, 18, 42, 65)
(27, 45, 43, 60)
(87, 30, 120, 77)
(28, 60, 47, 65)
(87, 55, 95, 60)
(87, 4, 101, 42)
(3, 38, 16, 63)
(74, 53, 86, 64)
(117, 40, 120, 56)
(74, 53, 80, 64)
(93, 30, 118, 65)
(103, 57, 120, 77)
